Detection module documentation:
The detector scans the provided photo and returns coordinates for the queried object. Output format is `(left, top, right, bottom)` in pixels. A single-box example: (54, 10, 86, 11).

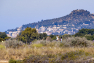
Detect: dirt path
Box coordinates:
(0, 60, 8, 63)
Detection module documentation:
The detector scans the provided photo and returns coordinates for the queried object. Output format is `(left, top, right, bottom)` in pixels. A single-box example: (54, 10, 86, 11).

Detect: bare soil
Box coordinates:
(0, 60, 8, 63)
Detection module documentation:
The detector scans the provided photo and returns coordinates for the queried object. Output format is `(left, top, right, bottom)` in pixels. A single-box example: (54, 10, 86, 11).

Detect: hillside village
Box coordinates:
(7, 23, 90, 38)
(7, 26, 22, 38)
(6, 9, 94, 38)
(37, 22, 90, 35)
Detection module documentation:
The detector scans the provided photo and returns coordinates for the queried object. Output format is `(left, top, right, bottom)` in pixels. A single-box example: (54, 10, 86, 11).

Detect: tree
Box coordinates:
(74, 28, 94, 37)
(38, 33, 47, 40)
(49, 34, 56, 40)
(0, 37, 4, 42)
(49, 34, 54, 38)
(0, 32, 7, 39)
(73, 28, 94, 40)
(42, 33, 47, 40)
(17, 27, 38, 44)
(4, 37, 11, 40)
(38, 33, 43, 39)
(0, 32, 8, 42)
(62, 34, 71, 39)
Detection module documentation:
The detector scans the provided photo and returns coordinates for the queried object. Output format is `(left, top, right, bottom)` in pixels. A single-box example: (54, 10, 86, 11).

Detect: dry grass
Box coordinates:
(0, 45, 94, 60)
(0, 39, 94, 63)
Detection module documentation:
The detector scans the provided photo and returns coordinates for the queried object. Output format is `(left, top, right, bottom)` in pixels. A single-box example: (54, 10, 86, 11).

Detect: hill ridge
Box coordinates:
(5, 9, 94, 38)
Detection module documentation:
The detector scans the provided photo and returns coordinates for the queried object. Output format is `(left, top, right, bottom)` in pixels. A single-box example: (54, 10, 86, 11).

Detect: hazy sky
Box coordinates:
(0, 0, 94, 32)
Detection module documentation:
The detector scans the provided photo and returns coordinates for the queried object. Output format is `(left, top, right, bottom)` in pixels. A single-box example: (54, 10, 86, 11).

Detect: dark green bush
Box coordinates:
(9, 59, 23, 63)
(9, 59, 16, 63)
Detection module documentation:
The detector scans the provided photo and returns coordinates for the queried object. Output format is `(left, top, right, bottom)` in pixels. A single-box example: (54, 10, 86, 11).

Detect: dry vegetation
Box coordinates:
(0, 37, 94, 63)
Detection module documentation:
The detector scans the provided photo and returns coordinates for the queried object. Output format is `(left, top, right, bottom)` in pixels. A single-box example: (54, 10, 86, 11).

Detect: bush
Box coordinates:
(45, 42, 57, 47)
(9, 59, 16, 63)
(45, 42, 64, 47)
(49, 35, 56, 40)
(46, 36, 52, 42)
(4, 39, 24, 48)
(0, 45, 5, 49)
(9, 59, 23, 63)
(23, 55, 49, 63)
(32, 44, 43, 48)
(61, 50, 84, 60)
(61, 50, 91, 62)
(52, 36, 56, 40)
(22, 50, 91, 63)
(0, 37, 4, 42)
(31, 40, 64, 47)
(62, 37, 93, 47)
(62, 34, 71, 39)
(17, 27, 38, 43)
(23, 55, 62, 63)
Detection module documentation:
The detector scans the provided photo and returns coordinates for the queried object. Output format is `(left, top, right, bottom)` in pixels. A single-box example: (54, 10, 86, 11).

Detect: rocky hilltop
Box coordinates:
(5, 9, 94, 38)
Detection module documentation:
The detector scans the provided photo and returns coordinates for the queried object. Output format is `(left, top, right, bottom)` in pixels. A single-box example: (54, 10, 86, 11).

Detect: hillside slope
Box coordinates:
(5, 9, 94, 38)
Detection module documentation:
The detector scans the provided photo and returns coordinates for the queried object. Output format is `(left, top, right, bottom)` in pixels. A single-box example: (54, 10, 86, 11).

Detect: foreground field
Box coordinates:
(1, 46, 94, 63)
(1, 46, 94, 60)
(0, 37, 94, 63)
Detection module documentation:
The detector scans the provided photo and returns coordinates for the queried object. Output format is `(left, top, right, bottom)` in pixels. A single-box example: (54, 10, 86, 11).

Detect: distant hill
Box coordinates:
(5, 9, 94, 38)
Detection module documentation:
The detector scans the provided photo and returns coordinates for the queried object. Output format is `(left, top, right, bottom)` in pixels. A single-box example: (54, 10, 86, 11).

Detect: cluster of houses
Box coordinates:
(6, 23, 89, 38)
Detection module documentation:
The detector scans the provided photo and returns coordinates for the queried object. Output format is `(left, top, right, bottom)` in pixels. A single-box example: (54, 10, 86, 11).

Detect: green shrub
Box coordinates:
(62, 37, 93, 47)
(22, 51, 91, 63)
(9, 59, 16, 63)
(45, 42, 60, 47)
(59, 43, 64, 47)
(61, 50, 90, 60)
(62, 34, 71, 40)
(0, 37, 4, 42)
(0, 45, 5, 49)
(49, 35, 56, 40)
(39, 41, 64, 47)
(4, 39, 24, 48)
(32, 40, 64, 47)
(9, 59, 23, 63)
(32, 44, 43, 47)
(52, 42, 64, 47)
(46, 42, 56, 47)
(92, 42, 94, 46)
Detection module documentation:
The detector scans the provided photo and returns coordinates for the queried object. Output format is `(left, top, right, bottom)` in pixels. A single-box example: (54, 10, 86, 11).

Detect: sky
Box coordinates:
(0, 0, 94, 32)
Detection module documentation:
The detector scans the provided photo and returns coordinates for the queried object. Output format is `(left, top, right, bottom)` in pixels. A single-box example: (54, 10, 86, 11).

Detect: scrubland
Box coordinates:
(0, 37, 94, 63)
